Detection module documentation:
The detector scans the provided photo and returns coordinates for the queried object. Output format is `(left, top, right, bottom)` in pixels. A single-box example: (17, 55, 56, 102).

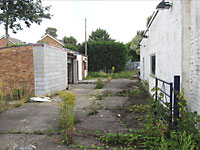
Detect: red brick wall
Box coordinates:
(0, 45, 35, 94)
(0, 38, 13, 48)
(40, 36, 63, 47)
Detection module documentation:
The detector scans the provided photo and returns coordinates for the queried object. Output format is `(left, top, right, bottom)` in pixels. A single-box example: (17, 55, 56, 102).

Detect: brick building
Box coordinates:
(39, 34, 64, 47)
(0, 34, 88, 96)
(0, 44, 68, 96)
(39, 34, 88, 84)
(0, 35, 25, 48)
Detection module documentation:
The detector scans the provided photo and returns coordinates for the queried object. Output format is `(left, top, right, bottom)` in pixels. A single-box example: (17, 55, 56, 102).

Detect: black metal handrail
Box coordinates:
(154, 76, 180, 128)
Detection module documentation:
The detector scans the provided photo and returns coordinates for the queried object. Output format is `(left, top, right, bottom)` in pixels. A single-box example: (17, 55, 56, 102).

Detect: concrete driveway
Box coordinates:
(0, 79, 135, 150)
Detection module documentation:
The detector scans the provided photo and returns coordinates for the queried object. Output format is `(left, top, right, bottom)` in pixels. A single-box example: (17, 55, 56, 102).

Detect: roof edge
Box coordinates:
(40, 34, 64, 46)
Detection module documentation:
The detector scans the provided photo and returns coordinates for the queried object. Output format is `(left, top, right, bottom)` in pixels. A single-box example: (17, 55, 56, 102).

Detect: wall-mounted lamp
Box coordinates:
(156, 1, 172, 10)
(142, 35, 148, 38)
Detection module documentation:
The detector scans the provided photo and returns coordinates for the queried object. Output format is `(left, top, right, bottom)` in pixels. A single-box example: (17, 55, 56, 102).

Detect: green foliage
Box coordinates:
(58, 91, 76, 143)
(0, 82, 8, 113)
(0, 82, 31, 112)
(160, 131, 196, 150)
(126, 41, 139, 62)
(45, 27, 58, 38)
(146, 12, 154, 27)
(8, 44, 26, 47)
(92, 91, 102, 100)
(0, 0, 51, 46)
(130, 30, 144, 56)
(62, 36, 79, 51)
(89, 28, 112, 42)
(96, 78, 105, 89)
(86, 71, 137, 80)
(105, 94, 111, 110)
(100, 81, 200, 149)
(79, 40, 128, 72)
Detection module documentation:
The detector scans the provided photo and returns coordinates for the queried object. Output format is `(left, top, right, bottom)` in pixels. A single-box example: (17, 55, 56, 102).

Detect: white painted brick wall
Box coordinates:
(140, 0, 182, 93)
(189, 0, 200, 114)
(141, 0, 200, 114)
(33, 45, 68, 96)
(77, 54, 83, 81)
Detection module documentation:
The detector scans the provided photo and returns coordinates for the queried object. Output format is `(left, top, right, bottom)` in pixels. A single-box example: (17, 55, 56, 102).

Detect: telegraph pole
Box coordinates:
(85, 18, 87, 56)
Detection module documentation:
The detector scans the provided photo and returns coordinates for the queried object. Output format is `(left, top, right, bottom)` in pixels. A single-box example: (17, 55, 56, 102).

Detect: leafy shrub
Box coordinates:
(86, 71, 137, 79)
(100, 85, 200, 149)
(96, 78, 105, 89)
(0, 82, 8, 112)
(79, 40, 128, 72)
(59, 91, 76, 143)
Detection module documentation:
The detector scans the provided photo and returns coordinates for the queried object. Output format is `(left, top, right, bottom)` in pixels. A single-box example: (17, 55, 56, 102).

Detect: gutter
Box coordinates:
(141, 10, 159, 41)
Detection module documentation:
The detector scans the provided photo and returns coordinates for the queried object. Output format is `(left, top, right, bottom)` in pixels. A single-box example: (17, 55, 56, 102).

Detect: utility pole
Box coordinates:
(85, 18, 87, 56)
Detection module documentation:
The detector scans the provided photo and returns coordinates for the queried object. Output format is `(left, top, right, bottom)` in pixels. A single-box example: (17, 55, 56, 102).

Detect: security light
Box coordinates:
(156, 1, 172, 10)
(142, 35, 148, 38)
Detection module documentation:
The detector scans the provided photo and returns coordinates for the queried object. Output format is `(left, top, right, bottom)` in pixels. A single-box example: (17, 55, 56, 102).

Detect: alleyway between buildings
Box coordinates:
(0, 78, 149, 150)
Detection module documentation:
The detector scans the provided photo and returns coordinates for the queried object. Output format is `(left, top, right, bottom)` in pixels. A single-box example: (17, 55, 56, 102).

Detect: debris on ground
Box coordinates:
(29, 97, 52, 102)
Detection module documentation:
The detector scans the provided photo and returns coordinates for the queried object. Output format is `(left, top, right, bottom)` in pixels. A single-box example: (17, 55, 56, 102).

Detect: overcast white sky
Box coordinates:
(0, 0, 159, 44)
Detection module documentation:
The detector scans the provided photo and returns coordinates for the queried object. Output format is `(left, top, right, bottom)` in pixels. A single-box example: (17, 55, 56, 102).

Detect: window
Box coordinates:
(151, 54, 156, 75)
(83, 62, 86, 70)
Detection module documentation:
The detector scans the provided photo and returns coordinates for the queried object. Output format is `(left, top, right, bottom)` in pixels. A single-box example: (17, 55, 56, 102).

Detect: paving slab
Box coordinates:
(75, 110, 124, 133)
(101, 96, 128, 110)
(0, 103, 59, 133)
(0, 134, 67, 150)
(102, 79, 136, 95)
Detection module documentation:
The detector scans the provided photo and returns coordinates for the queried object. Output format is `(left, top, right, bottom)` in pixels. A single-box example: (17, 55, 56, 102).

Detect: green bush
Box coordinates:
(86, 71, 137, 79)
(79, 40, 128, 72)
(100, 84, 200, 149)
(96, 78, 105, 89)
(59, 91, 76, 144)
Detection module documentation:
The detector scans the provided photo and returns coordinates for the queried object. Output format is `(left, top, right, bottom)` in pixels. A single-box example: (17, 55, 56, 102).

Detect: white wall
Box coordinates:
(77, 54, 83, 81)
(189, 0, 200, 114)
(83, 56, 87, 78)
(140, 0, 183, 93)
(33, 44, 68, 96)
(141, 0, 200, 114)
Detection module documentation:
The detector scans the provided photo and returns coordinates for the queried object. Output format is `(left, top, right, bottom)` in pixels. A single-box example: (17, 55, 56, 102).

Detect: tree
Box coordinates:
(0, 0, 51, 46)
(79, 40, 128, 72)
(62, 36, 79, 51)
(130, 30, 144, 58)
(89, 28, 111, 41)
(146, 12, 154, 27)
(126, 41, 140, 62)
(45, 27, 58, 38)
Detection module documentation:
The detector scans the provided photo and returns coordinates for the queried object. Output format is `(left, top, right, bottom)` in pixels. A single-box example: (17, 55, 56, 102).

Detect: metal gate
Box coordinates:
(154, 76, 180, 127)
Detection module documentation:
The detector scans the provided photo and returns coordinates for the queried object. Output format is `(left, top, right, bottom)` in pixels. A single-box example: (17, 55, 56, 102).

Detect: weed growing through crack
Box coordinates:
(93, 91, 102, 100)
(59, 91, 76, 144)
(87, 100, 99, 116)
(47, 129, 55, 136)
(105, 94, 111, 110)
(0, 82, 8, 112)
(0, 82, 32, 113)
(96, 78, 105, 89)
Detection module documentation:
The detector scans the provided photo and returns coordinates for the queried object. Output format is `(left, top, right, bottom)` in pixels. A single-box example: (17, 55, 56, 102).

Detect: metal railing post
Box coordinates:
(169, 82, 173, 127)
(174, 76, 180, 126)
(155, 77, 158, 101)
